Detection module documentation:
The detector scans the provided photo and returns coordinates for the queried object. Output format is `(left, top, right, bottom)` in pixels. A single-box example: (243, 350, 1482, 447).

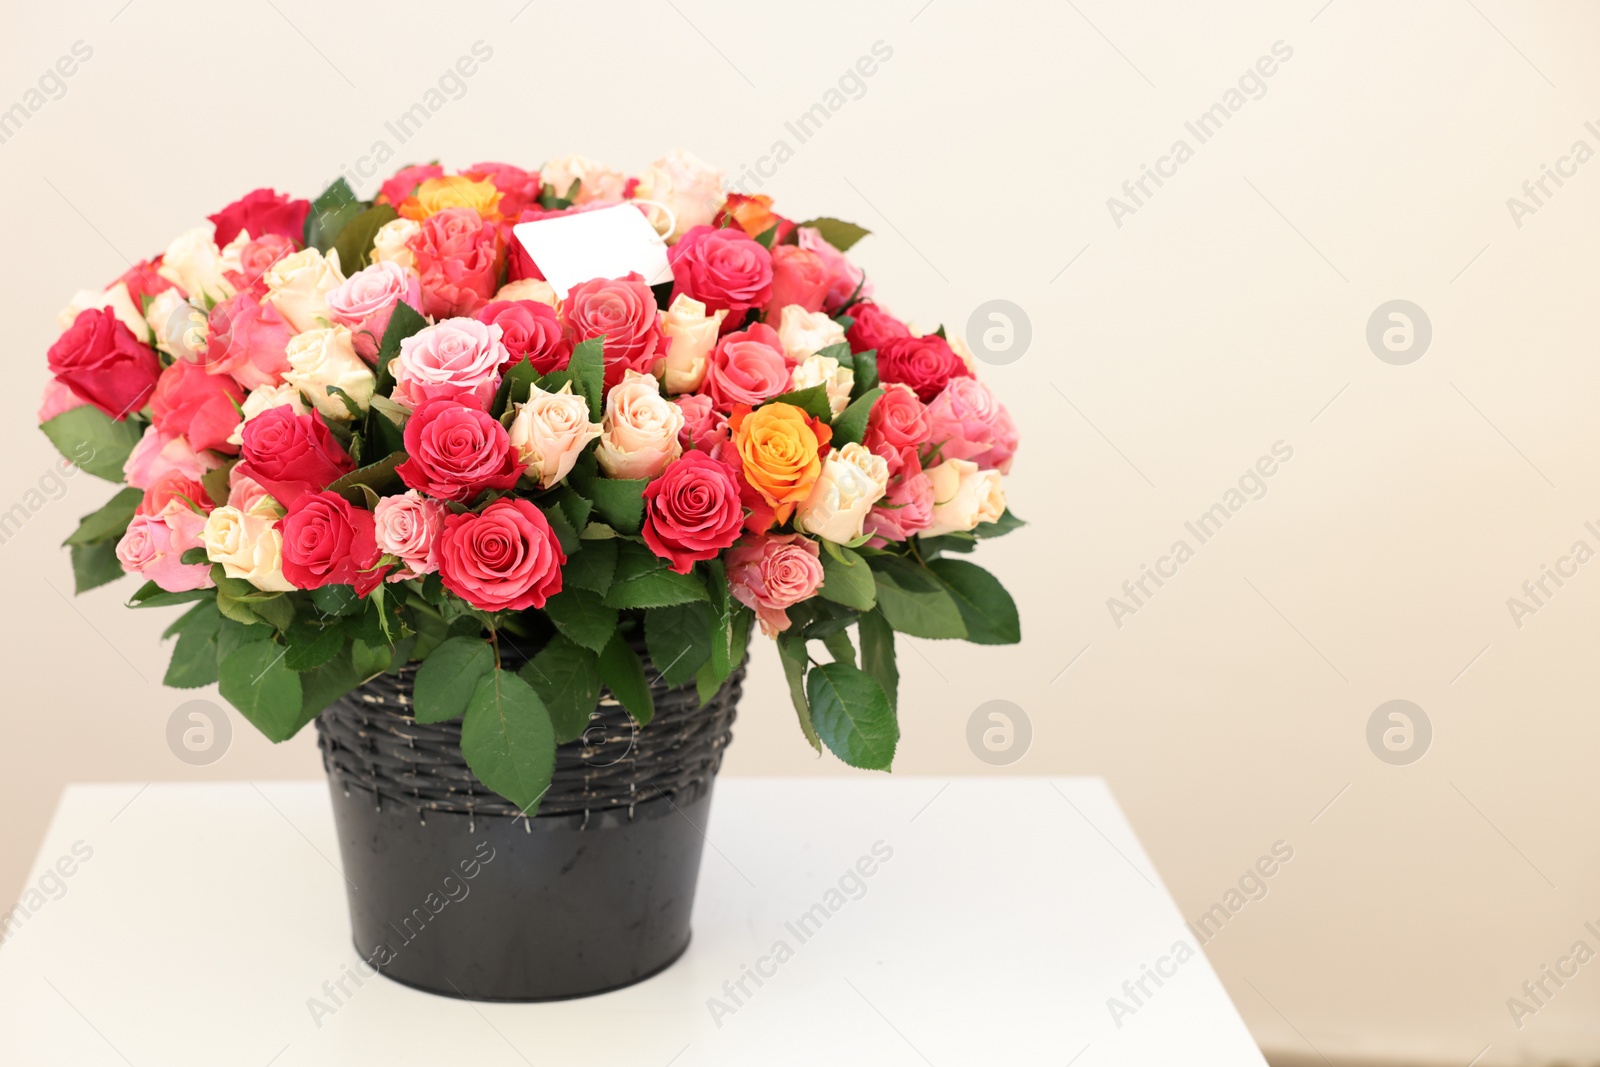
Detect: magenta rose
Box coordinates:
(864, 449, 935, 545)
(409, 207, 503, 318)
(391, 318, 507, 411)
(864, 383, 932, 475)
(47, 307, 163, 420)
(326, 262, 420, 361)
(844, 301, 911, 353)
(477, 299, 569, 374)
(223, 233, 297, 297)
(668, 225, 773, 322)
(149, 359, 244, 456)
(702, 322, 791, 412)
(464, 161, 541, 217)
(205, 293, 293, 390)
(235, 405, 356, 506)
(798, 227, 871, 312)
(561, 273, 665, 389)
(436, 497, 565, 612)
(674, 393, 729, 453)
(208, 188, 311, 248)
(642, 452, 745, 574)
(278, 490, 388, 596)
(877, 334, 973, 403)
(726, 533, 825, 636)
(396, 398, 525, 502)
(379, 163, 444, 206)
(765, 245, 830, 318)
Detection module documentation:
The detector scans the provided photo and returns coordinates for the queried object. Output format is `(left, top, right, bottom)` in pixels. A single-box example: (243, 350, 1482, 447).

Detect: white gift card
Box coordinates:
(511, 204, 672, 299)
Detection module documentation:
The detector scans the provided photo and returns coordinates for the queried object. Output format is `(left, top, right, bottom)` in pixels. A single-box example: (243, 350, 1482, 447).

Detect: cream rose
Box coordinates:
(283, 326, 374, 420)
(508, 382, 603, 489)
(264, 247, 344, 333)
(790, 353, 855, 417)
(596, 370, 684, 480)
(776, 304, 846, 363)
(922, 458, 1006, 537)
(656, 294, 726, 394)
(158, 226, 236, 305)
(494, 278, 559, 307)
(228, 383, 310, 446)
(201, 505, 294, 592)
(541, 154, 627, 204)
(633, 149, 727, 241)
(794, 442, 889, 543)
(370, 217, 422, 273)
(60, 281, 150, 342)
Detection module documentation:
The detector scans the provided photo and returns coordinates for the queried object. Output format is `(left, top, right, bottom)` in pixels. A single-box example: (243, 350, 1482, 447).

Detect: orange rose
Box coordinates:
(398, 176, 503, 222)
(718, 194, 794, 243)
(729, 402, 832, 525)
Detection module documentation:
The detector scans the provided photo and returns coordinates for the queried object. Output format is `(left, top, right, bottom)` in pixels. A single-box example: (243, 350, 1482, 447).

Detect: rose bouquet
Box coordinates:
(40, 151, 1021, 813)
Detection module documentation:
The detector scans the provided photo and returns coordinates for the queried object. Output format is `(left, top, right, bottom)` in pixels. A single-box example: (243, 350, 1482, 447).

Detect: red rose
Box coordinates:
(844, 301, 910, 353)
(378, 164, 444, 207)
(765, 245, 829, 318)
(236, 405, 355, 507)
(436, 497, 565, 611)
(150, 359, 245, 456)
(396, 399, 524, 503)
(463, 161, 541, 218)
(668, 225, 773, 322)
(561, 273, 664, 389)
(642, 451, 745, 574)
(279, 490, 388, 596)
(477, 299, 570, 374)
(876, 335, 973, 403)
(863, 383, 932, 474)
(410, 207, 503, 318)
(47, 308, 162, 420)
(208, 188, 311, 248)
(205, 293, 293, 390)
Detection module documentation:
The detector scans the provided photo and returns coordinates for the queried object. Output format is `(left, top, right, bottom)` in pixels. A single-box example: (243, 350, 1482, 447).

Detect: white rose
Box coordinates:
(948, 331, 978, 372)
(596, 370, 684, 480)
(494, 278, 559, 307)
(633, 149, 727, 241)
(59, 281, 151, 342)
(228, 383, 310, 446)
(264, 247, 344, 333)
(922, 458, 1006, 537)
(776, 304, 845, 363)
(794, 442, 889, 544)
(158, 226, 236, 305)
(657, 294, 726, 394)
(790, 353, 855, 418)
(370, 217, 422, 274)
(283, 326, 374, 421)
(508, 382, 603, 489)
(201, 506, 295, 592)
(541, 154, 628, 204)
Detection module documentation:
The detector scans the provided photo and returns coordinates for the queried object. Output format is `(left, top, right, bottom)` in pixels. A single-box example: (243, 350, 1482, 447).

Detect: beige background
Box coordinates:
(3, 0, 1599, 1063)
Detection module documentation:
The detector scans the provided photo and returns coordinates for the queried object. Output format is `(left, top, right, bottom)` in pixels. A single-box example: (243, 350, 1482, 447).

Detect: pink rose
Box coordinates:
(373, 490, 447, 581)
(149, 359, 245, 455)
(561, 273, 665, 390)
(379, 163, 444, 207)
(463, 161, 541, 217)
(765, 245, 829, 318)
(726, 533, 825, 636)
(47, 308, 163, 420)
(409, 207, 503, 318)
(205, 293, 293, 390)
(396, 399, 525, 502)
(864, 449, 935, 545)
(436, 497, 565, 612)
(235, 405, 355, 506)
(391, 318, 507, 411)
(798, 227, 871, 312)
(279, 491, 388, 596)
(641, 451, 745, 574)
(326, 262, 420, 361)
(226, 468, 276, 513)
(702, 322, 791, 412)
(137, 469, 214, 517)
(924, 377, 1017, 471)
(844, 302, 911, 353)
(37, 379, 88, 423)
(123, 425, 219, 490)
(668, 225, 773, 323)
(224, 233, 297, 297)
(476, 299, 569, 373)
(674, 393, 729, 453)
(116, 513, 213, 592)
(863, 383, 932, 475)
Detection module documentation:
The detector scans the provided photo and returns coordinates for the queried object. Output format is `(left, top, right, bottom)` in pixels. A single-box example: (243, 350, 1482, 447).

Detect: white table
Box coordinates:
(0, 779, 1266, 1065)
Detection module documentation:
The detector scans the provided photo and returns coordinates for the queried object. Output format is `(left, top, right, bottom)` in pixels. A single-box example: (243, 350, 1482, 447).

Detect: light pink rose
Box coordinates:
(924, 377, 1017, 472)
(374, 490, 448, 581)
(799, 226, 871, 312)
(226, 469, 279, 515)
(674, 393, 729, 453)
(508, 383, 602, 489)
(595, 370, 684, 480)
(390, 318, 507, 411)
(726, 533, 824, 636)
(38, 379, 88, 423)
(115, 513, 213, 592)
(123, 425, 221, 490)
(204, 293, 293, 391)
(326, 262, 421, 361)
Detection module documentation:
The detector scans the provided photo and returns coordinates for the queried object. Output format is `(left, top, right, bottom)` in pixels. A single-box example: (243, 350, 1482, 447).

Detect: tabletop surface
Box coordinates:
(0, 777, 1265, 1066)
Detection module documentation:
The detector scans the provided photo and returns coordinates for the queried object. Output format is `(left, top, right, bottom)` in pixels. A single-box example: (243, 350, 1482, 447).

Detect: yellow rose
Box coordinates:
(398, 176, 503, 221)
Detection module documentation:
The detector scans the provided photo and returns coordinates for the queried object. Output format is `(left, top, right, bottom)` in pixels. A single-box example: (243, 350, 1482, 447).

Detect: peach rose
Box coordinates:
(790, 353, 854, 417)
(794, 442, 888, 544)
(371, 217, 422, 273)
(541, 154, 627, 204)
(596, 371, 684, 480)
(397, 176, 503, 221)
(373, 490, 448, 581)
(657, 294, 726, 394)
(158, 226, 236, 305)
(201, 505, 294, 591)
(776, 304, 846, 363)
(495, 278, 559, 307)
(922, 458, 1006, 537)
(508, 382, 603, 488)
(264, 247, 344, 333)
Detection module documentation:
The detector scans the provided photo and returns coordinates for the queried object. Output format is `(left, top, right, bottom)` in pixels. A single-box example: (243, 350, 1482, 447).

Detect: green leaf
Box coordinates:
(765, 384, 833, 423)
(298, 650, 363, 721)
(857, 609, 899, 713)
(218, 640, 307, 742)
(569, 466, 646, 534)
(249, 593, 295, 632)
(975, 508, 1026, 539)
(413, 635, 495, 723)
(164, 600, 222, 688)
(460, 668, 556, 814)
(326, 451, 405, 502)
(550, 486, 593, 534)
(284, 619, 346, 672)
(40, 407, 144, 482)
(519, 636, 601, 744)
(928, 558, 1021, 645)
(819, 545, 876, 610)
(798, 217, 871, 252)
(542, 587, 618, 653)
(310, 584, 363, 618)
(753, 223, 779, 249)
(568, 335, 606, 421)
(562, 537, 617, 595)
(350, 637, 391, 678)
(603, 565, 709, 609)
(331, 202, 399, 273)
(179, 547, 209, 565)
(808, 661, 897, 770)
(128, 581, 212, 609)
(777, 632, 821, 752)
(70, 540, 124, 593)
(822, 627, 855, 668)
(200, 462, 234, 511)
(540, 503, 580, 554)
(646, 603, 714, 688)
(869, 555, 967, 639)
(852, 349, 878, 392)
(598, 632, 654, 726)
(64, 487, 143, 546)
(374, 301, 429, 393)
(831, 387, 882, 447)
(304, 178, 365, 254)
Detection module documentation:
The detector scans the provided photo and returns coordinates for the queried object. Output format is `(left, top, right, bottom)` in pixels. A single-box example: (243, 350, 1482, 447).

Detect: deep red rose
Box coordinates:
(235, 405, 356, 506)
(876, 335, 973, 403)
(463, 161, 542, 218)
(396, 398, 524, 503)
(278, 490, 388, 596)
(46, 308, 162, 420)
(765, 245, 829, 318)
(560, 273, 664, 389)
(641, 451, 745, 574)
(844, 301, 911, 353)
(436, 497, 565, 612)
(668, 225, 773, 323)
(149, 359, 245, 456)
(378, 163, 444, 207)
(410, 207, 503, 318)
(208, 188, 311, 248)
(476, 299, 570, 374)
